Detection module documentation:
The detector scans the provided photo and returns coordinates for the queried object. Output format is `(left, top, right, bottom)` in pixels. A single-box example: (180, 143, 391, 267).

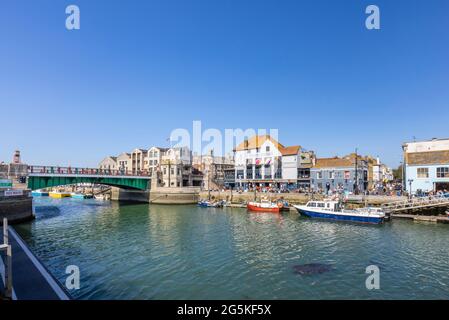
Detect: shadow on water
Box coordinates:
(34, 206, 61, 220)
(292, 263, 334, 275)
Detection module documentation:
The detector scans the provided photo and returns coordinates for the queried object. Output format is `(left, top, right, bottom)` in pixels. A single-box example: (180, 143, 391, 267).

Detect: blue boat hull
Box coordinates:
(297, 208, 384, 224)
(32, 192, 49, 197)
(71, 194, 86, 199)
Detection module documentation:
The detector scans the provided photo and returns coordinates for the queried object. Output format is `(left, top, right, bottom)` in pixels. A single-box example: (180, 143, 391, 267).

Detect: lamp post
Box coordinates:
(408, 179, 414, 199)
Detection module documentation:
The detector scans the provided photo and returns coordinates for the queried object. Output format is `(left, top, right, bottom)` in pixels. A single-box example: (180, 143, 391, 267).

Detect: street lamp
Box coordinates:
(408, 179, 414, 199)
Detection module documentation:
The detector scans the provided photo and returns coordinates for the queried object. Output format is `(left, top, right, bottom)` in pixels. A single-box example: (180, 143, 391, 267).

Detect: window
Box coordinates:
(317, 172, 323, 179)
(298, 168, 310, 179)
(266, 146, 270, 152)
(329, 171, 334, 179)
(417, 168, 429, 178)
(437, 167, 449, 178)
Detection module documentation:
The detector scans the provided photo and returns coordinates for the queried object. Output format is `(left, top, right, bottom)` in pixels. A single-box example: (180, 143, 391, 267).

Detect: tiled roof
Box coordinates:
(406, 151, 449, 165)
(234, 135, 285, 151)
(313, 157, 354, 168)
(280, 145, 301, 156)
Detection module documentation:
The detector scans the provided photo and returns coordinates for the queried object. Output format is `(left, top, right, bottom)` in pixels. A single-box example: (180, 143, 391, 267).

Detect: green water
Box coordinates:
(14, 197, 449, 300)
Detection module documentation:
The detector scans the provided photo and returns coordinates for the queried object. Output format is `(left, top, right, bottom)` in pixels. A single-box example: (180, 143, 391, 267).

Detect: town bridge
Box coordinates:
(27, 166, 151, 191)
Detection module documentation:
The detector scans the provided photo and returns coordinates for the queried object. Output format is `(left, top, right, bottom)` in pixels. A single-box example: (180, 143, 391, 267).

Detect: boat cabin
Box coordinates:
(306, 201, 341, 212)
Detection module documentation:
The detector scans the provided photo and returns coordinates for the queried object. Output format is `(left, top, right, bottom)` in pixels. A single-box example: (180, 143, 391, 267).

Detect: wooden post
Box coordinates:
(3, 218, 7, 246)
(2, 218, 13, 299)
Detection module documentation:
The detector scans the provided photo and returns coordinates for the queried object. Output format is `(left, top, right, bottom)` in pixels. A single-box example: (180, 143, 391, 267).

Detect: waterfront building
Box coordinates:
(372, 157, 394, 185)
(131, 148, 148, 175)
(98, 156, 118, 171)
(147, 147, 169, 177)
(403, 138, 449, 194)
(159, 147, 202, 187)
(192, 150, 235, 190)
(234, 135, 314, 190)
(116, 152, 131, 173)
(310, 156, 368, 194)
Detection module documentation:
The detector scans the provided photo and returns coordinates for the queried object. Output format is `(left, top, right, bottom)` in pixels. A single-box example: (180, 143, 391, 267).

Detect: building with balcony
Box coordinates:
(233, 135, 314, 190)
(403, 138, 449, 194)
(131, 148, 147, 175)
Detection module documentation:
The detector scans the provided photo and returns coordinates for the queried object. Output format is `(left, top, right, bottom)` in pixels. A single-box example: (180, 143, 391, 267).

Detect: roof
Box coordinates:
(406, 150, 449, 166)
(234, 135, 285, 151)
(313, 157, 354, 168)
(280, 145, 301, 156)
(149, 147, 169, 152)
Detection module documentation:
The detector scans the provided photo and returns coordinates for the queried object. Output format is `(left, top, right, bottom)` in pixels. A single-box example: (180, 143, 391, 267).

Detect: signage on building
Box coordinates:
(4, 189, 23, 197)
(0, 179, 13, 188)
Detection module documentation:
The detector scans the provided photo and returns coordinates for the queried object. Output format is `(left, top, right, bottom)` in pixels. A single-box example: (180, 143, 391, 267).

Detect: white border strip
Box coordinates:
(0, 249, 18, 300)
(8, 227, 70, 300)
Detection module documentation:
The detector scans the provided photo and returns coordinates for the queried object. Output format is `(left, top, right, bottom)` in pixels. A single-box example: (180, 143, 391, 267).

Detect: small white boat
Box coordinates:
(294, 200, 385, 224)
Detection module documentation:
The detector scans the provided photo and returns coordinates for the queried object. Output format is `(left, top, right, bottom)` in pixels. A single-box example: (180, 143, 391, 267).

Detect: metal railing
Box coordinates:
(0, 218, 13, 300)
(382, 196, 449, 211)
(28, 166, 151, 177)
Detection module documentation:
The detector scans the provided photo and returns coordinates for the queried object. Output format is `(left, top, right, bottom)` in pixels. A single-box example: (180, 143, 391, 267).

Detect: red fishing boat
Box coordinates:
(247, 199, 283, 213)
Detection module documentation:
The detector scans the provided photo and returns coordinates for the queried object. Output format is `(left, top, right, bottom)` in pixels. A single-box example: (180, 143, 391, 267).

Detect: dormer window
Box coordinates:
(266, 146, 270, 152)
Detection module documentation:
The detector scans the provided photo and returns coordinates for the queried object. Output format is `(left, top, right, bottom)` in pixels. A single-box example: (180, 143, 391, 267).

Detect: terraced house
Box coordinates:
(310, 156, 368, 194)
(403, 138, 449, 194)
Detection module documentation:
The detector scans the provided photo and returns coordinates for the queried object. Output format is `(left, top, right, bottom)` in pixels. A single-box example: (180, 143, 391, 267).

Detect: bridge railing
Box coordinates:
(28, 166, 151, 177)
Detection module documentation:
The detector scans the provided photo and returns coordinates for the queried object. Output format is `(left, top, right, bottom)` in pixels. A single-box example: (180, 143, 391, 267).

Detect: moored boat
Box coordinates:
(49, 192, 71, 199)
(247, 199, 282, 213)
(198, 200, 225, 208)
(31, 190, 49, 197)
(71, 193, 87, 199)
(294, 200, 385, 224)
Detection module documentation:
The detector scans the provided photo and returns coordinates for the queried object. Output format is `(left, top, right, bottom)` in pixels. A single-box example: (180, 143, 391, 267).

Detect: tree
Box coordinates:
(393, 165, 403, 181)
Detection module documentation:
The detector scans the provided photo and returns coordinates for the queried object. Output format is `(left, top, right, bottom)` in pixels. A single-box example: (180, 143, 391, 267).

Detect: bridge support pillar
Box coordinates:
(110, 187, 150, 203)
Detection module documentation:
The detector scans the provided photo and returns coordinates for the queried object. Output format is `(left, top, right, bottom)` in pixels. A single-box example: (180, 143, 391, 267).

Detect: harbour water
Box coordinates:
(14, 197, 449, 300)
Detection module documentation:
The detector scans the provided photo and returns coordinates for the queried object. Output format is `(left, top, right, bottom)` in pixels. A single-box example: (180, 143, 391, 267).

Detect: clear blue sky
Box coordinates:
(1, 0, 448, 167)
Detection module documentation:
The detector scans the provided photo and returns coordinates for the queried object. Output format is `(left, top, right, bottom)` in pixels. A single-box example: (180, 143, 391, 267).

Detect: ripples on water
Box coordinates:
(14, 197, 449, 300)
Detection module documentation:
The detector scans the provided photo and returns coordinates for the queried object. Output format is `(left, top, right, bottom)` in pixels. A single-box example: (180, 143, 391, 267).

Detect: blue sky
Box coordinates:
(1, 0, 448, 167)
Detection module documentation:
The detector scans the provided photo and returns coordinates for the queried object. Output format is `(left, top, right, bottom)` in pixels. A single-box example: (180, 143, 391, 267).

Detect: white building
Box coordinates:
(403, 138, 449, 194)
(147, 147, 169, 177)
(372, 157, 393, 184)
(234, 135, 313, 189)
(159, 147, 201, 187)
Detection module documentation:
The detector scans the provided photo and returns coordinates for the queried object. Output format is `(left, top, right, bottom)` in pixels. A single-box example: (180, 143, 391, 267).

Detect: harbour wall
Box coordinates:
(0, 190, 34, 224)
(199, 191, 407, 206)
